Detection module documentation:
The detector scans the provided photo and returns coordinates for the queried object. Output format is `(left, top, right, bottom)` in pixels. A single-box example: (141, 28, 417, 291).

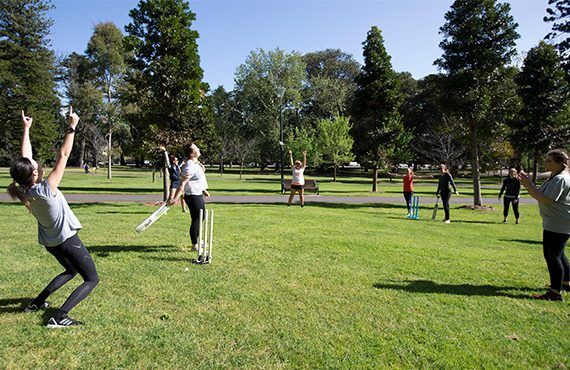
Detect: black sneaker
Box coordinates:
(532, 290, 564, 302)
(46, 315, 84, 328)
(23, 301, 50, 313)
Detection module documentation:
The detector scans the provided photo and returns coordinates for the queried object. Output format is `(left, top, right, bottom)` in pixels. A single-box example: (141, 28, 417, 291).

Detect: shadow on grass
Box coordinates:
(59, 186, 160, 193)
(88, 244, 177, 257)
(142, 256, 194, 262)
(95, 210, 151, 215)
(449, 220, 499, 225)
(0, 297, 31, 314)
(373, 279, 534, 299)
(499, 238, 542, 246)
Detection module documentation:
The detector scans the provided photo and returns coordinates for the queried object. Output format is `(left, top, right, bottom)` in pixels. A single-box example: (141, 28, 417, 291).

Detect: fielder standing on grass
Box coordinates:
(498, 168, 521, 224)
(436, 164, 458, 223)
(518, 149, 570, 301)
(168, 143, 210, 252)
(8, 108, 99, 328)
(287, 150, 307, 207)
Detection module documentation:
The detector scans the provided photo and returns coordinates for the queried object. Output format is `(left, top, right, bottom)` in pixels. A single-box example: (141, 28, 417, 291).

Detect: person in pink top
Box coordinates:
(287, 150, 307, 207)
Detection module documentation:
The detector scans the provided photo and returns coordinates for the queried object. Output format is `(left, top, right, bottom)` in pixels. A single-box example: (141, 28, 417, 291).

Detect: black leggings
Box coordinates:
(503, 198, 519, 219)
(184, 194, 205, 245)
(440, 192, 451, 220)
(543, 230, 569, 292)
(34, 234, 99, 318)
(403, 191, 413, 213)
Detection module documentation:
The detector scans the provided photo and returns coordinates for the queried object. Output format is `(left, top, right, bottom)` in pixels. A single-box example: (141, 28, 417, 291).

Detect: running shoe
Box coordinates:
(46, 315, 84, 328)
(23, 301, 50, 312)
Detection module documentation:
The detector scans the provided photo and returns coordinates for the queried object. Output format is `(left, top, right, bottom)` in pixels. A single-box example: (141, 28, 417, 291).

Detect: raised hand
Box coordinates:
(21, 110, 33, 129)
(517, 171, 532, 188)
(67, 106, 80, 129)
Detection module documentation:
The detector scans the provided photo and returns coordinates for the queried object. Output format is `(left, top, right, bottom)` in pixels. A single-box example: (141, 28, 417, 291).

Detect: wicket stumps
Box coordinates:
(407, 196, 419, 220)
(194, 209, 214, 264)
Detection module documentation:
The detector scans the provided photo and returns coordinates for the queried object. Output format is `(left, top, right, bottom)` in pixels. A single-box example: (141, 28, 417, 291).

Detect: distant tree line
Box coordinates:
(0, 0, 568, 205)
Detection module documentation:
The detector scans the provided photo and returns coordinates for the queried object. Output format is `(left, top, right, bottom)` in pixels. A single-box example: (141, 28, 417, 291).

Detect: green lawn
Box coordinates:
(0, 166, 529, 198)
(0, 202, 567, 368)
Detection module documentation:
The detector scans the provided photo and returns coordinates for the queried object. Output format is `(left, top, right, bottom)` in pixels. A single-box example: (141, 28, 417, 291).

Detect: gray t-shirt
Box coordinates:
(538, 171, 570, 235)
(28, 180, 82, 247)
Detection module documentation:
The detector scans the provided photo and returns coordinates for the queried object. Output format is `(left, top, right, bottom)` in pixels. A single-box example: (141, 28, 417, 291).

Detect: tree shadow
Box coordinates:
(59, 186, 159, 193)
(88, 244, 178, 257)
(0, 297, 31, 314)
(499, 238, 542, 246)
(95, 210, 151, 215)
(373, 279, 534, 299)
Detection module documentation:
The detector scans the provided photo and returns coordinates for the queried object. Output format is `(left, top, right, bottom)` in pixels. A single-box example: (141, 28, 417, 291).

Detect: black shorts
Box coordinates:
(291, 184, 304, 190)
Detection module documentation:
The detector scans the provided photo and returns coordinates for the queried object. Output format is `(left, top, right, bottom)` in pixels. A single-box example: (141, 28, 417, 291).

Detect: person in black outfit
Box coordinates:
(168, 154, 188, 213)
(498, 168, 521, 224)
(436, 164, 458, 223)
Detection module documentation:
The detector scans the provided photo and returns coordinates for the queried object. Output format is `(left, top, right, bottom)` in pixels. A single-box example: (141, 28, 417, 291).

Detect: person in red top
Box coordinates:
(403, 167, 415, 216)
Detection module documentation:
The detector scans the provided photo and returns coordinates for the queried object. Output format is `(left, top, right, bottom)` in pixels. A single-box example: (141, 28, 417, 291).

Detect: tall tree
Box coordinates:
(435, 0, 519, 206)
(209, 86, 236, 174)
(302, 49, 360, 121)
(544, 0, 569, 71)
(233, 48, 305, 169)
(0, 0, 60, 164)
(124, 0, 207, 160)
(351, 26, 405, 192)
(315, 116, 354, 182)
(60, 52, 104, 167)
(86, 22, 126, 179)
(513, 41, 569, 181)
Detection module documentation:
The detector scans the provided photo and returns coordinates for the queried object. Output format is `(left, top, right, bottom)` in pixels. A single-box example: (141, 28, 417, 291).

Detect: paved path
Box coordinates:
(0, 193, 536, 205)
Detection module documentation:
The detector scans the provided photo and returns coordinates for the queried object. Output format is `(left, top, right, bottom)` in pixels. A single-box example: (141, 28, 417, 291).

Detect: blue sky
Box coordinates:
(49, 0, 551, 90)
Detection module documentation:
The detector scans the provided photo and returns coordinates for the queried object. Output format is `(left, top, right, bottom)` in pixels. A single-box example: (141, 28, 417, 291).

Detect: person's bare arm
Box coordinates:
(288, 150, 294, 167)
(20, 111, 33, 159)
(168, 176, 189, 205)
(302, 151, 307, 168)
(518, 171, 554, 204)
(47, 107, 79, 194)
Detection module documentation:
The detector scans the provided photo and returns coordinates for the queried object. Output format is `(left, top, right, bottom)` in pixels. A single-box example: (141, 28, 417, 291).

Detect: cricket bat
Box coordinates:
(135, 203, 170, 233)
(431, 196, 440, 221)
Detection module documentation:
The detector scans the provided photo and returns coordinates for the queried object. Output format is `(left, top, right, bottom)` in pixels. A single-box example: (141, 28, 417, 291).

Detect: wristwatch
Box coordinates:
(66, 126, 76, 134)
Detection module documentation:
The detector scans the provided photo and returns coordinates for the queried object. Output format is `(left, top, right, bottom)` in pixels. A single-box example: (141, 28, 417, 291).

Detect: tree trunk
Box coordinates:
(120, 153, 126, 166)
(219, 153, 224, 175)
(79, 137, 86, 168)
(470, 125, 482, 206)
(333, 165, 337, 182)
(372, 164, 378, 192)
(532, 147, 539, 185)
(240, 161, 243, 180)
(107, 129, 112, 179)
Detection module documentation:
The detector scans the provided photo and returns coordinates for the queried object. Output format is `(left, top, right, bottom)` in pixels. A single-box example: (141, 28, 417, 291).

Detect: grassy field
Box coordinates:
(0, 165, 529, 198)
(0, 201, 567, 368)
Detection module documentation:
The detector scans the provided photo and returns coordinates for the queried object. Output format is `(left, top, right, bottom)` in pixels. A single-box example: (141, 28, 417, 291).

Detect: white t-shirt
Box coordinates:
(182, 161, 208, 195)
(292, 167, 305, 185)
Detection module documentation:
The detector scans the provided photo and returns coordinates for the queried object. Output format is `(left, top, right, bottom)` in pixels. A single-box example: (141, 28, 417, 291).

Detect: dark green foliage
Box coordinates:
(123, 0, 208, 155)
(351, 26, 406, 191)
(435, 0, 519, 205)
(544, 0, 569, 69)
(0, 0, 60, 164)
(513, 41, 569, 179)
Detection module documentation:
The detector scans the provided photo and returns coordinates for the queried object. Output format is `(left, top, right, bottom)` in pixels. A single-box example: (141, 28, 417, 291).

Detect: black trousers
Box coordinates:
(503, 197, 520, 219)
(440, 191, 451, 220)
(184, 194, 205, 245)
(543, 230, 570, 291)
(36, 233, 99, 317)
(403, 191, 413, 213)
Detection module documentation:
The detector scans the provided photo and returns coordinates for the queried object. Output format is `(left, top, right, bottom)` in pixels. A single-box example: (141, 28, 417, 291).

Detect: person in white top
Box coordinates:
(287, 150, 307, 207)
(168, 143, 210, 251)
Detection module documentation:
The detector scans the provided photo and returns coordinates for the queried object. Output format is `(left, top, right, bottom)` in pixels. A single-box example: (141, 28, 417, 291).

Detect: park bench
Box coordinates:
(282, 179, 319, 195)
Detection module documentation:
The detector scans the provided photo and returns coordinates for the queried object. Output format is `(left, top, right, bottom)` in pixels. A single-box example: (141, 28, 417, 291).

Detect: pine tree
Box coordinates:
(351, 26, 405, 192)
(0, 0, 60, 164)
(514, 41, 569, 181)
(124, 0, 206, 153)
(435, 0, 519, 206)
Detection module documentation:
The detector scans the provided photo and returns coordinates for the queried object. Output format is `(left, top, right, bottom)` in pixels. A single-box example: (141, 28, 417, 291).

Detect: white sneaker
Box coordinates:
(444, 219, 451, 224)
